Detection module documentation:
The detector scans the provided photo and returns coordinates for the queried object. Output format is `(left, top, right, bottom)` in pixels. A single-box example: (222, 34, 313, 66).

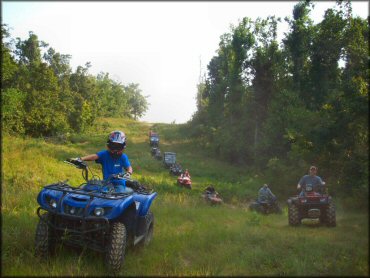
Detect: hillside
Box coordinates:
(2, 118, 368, 276)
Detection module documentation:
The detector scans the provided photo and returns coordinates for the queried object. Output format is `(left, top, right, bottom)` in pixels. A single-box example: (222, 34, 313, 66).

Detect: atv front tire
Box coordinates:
(35, 213, 56, 258)
(325, 203, 336, 227)
(139, 211, 154, 247)
(288, 204, 301, 226)
(106, 222, 127, 273)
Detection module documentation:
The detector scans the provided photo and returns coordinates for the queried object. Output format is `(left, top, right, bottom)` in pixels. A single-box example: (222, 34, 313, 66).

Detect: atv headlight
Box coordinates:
(300, 198, 307, 203)
(94, 207, 105, 216)
(320, 198, 326, 202)
(49, 199, 58, 208)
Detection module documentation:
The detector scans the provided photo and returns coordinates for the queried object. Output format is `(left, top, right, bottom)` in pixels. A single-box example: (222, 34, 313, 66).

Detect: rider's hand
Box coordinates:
(123, 172, 132, 179)
(67, 157, 82, 164)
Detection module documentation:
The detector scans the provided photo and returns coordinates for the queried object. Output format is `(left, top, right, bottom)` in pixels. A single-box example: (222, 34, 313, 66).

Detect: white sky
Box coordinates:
(2, 1, 368, 123)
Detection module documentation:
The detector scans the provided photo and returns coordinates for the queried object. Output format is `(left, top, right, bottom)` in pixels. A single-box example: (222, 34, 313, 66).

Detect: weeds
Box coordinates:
(1, 118, 368, 276)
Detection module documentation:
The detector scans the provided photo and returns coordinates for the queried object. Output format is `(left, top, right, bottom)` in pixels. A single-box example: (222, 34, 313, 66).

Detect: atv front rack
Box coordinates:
(44, 181, 133, 200)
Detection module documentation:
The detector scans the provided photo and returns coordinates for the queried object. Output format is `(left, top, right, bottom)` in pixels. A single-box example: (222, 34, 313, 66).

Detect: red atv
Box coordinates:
(177, 175, 192, 189)
(287, 184, 336, 227)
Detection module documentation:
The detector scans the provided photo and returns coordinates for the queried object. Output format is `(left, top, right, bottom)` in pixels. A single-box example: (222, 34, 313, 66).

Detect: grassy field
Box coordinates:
(2, 118, 369, 276)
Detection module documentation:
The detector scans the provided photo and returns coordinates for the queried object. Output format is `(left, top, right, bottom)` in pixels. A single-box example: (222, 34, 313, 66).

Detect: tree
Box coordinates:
(43, 47, 72, 82)
(1, 24, 18, 89)
(249, 16, 283, 159)
(2, 88, 27, 134)
(125, 83, 149, 120)
(283, 1, 314, 99)
(14, 31, 48, 66)
(307, 8, 347, 109)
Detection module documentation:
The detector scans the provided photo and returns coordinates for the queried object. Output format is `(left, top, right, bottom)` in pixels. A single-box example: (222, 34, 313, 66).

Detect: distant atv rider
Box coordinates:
(70, 130, 133, 193)
(297, 165, 325, 196)
(258, 184, 277, 204)
(181, 169, 190, 179)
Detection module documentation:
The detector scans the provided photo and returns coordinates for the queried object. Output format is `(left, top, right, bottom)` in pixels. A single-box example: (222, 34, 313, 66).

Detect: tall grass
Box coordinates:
(2, 118, 368, 276)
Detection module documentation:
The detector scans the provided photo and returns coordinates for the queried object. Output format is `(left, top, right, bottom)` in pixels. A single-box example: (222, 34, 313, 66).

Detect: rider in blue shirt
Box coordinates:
(258, 184, 276, 203)
(95, 149, 131, 180)
(77, 130, 133, 193)
(297, 165, 325, 196)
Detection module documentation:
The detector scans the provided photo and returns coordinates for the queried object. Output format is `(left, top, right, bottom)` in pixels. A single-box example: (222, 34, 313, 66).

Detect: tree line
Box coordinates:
(187, 1, 368, 201)
(2, 25, 149, 137)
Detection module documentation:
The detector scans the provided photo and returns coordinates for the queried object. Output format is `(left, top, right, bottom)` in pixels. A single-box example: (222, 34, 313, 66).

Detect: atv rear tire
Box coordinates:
(35, 213, 56, 258)
(288, 204, 300, 226)
(106, 222, 127, 273)
(325, 203, 336, 227)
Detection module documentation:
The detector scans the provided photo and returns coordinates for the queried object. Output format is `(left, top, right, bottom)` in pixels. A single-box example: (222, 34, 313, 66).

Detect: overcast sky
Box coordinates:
(2, 1, 368, 123)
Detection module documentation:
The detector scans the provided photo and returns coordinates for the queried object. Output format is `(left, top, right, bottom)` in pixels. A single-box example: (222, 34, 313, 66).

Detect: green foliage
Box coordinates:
(24, 89, 69, 136)
(1, 25, 19, 88)
(2, 88, 27, 134)
(1, 29, 149, 137)
(283, 1, 314, 96)
(43, 47, 72, 81)
(188, 2, 368, 198)
(125, 83, 149, 120)
(14, 31, 46, 66)
(1, 118, 368, 276)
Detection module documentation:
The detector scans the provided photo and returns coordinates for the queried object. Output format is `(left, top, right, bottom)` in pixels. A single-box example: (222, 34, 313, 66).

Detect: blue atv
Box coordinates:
(249, 197, 282, 214)
(149, 133, 159, 147)
(34, 158, 157, 273)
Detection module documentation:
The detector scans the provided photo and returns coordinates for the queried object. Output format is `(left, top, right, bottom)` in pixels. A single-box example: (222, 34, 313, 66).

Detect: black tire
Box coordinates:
(288, 204, 301, 226)
(319, 209, 327, 224)
(325, 203, 336, 227)
(140, 211, 154, 247)
(260, 204, 269, 214)
(35, 213, 56, 258)
(106, 222, 127, 273)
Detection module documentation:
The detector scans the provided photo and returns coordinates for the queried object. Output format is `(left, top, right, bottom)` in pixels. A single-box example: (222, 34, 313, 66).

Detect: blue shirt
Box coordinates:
(298, 175, 324, 191)
(258, 187, 275, 202)
(95, 150, 131, 180)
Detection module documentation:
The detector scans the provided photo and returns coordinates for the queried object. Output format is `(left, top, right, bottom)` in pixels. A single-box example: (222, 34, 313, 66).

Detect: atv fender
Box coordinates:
(133, 193, 158, 217)
(110, 195, 135, 219)
(37, 188, 63, 208)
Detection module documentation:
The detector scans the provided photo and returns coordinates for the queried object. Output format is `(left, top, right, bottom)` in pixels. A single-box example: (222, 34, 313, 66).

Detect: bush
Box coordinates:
(2, 88, 27, 134)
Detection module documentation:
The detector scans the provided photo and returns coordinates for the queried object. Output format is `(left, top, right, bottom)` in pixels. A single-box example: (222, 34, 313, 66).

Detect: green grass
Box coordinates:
(2, 117, 369, 276)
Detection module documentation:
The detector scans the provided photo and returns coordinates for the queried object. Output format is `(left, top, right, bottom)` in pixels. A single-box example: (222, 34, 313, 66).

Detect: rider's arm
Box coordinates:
(268, 188, 275, 198)
(80, 154, 99, 161)
(125, 165, 133, 175)
(318, 176, 325, 185)
(297, 176, 305, 190)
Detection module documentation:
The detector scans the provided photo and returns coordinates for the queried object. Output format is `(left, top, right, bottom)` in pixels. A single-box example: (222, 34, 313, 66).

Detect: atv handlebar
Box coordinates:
(65, 158, 88, 169)
(107, 172, 132, 181)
